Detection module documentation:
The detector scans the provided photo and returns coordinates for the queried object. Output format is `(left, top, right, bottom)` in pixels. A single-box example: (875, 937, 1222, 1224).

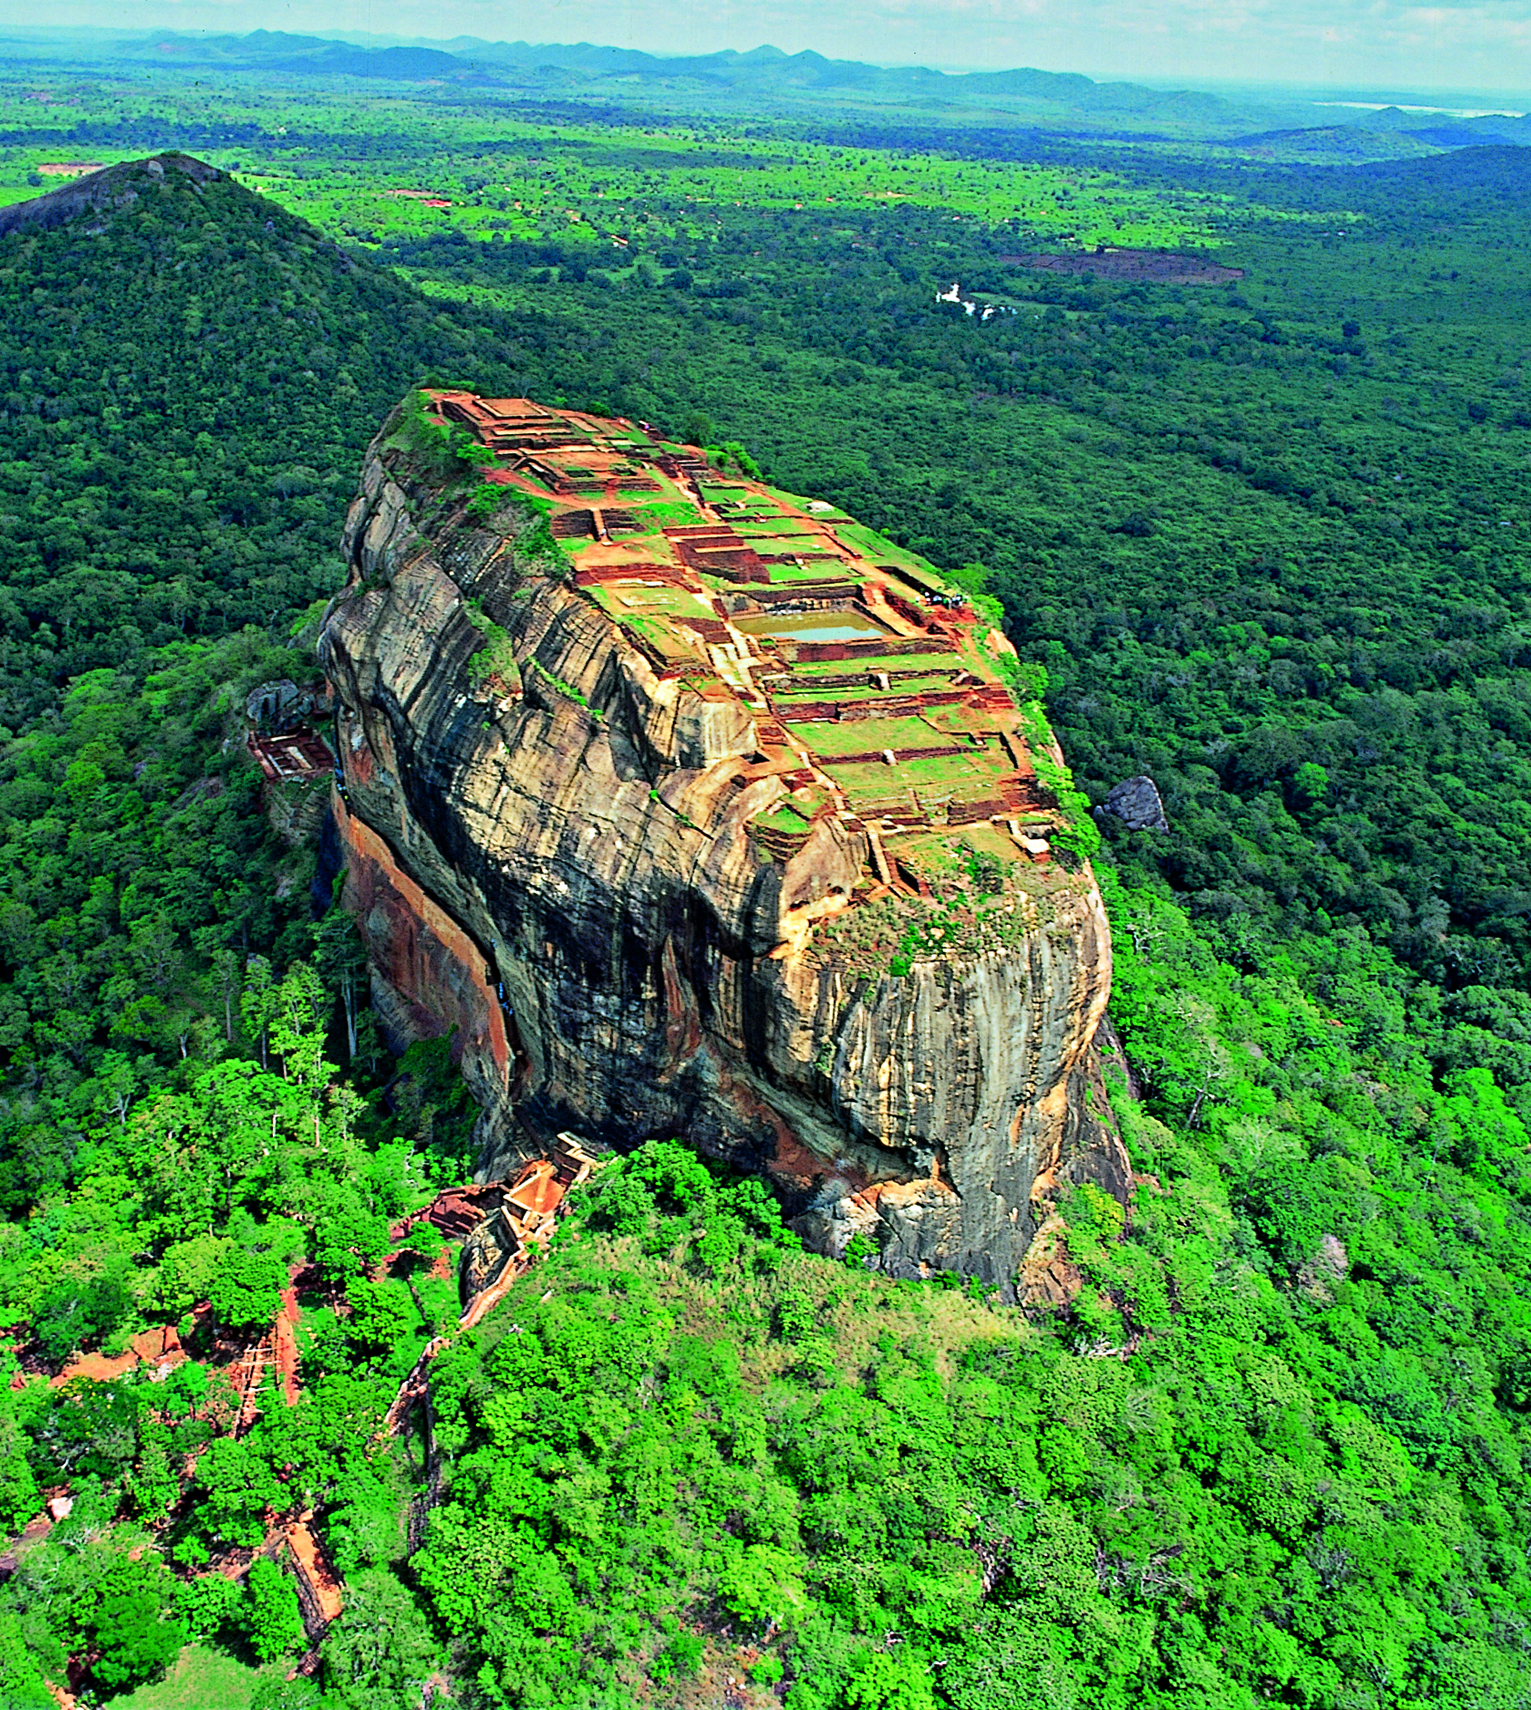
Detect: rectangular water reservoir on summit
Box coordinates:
(734, 610, 891, 643)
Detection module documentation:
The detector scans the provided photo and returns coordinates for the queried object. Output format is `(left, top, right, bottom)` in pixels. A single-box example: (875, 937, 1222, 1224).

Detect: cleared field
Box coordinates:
(623, 500, 707, 530)
(783, 715, 944, 755)
(115, 1646, 274, 1710)
(832, 523, 947, 588)
(791, 652, 960, 678)
(763, 559, 860, 583)
(753, 802, 815, 836)
(823, 747, 1008, 796)
(593, 584, 718, 624)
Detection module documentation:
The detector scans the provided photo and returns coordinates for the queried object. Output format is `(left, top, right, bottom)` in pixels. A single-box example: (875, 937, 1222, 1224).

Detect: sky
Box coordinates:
(11, 0, 1531, 97)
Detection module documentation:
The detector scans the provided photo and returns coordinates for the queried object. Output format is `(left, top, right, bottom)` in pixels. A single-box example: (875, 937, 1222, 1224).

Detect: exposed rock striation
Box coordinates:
(320, 396, 1129, 1290)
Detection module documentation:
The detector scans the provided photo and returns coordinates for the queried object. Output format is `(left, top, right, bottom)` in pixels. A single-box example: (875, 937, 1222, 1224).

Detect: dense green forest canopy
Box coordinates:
(0, 153, 538, 1169)
(0, 154, 531, 727)
(1, 61, 1531, 1709)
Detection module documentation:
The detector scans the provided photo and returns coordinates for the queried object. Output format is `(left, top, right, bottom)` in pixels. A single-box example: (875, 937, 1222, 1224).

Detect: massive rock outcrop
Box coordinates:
(319, 394, 1129, 1290)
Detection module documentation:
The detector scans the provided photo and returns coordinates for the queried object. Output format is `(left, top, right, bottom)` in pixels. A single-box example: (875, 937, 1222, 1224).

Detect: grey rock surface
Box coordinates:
(0, 153, 223, 238)
(1096, 774, 1169, 833)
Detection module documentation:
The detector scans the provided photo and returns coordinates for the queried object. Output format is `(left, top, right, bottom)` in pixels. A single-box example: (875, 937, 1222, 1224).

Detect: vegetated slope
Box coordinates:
(381, 1054, 1531, 1710)
(1224, 125, 1441, 163)
(0, 155, 538, 1210)
(0, 160, 530, 1702)
(0, 151, 524, 729)
(6, 871, 1531, 1709)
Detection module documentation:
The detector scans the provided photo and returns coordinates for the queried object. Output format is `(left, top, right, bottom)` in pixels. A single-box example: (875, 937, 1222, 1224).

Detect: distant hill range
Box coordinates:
(1232, 103, 1531, 160)
(3, 28, 1526, 151)
(0, 29, 1371, 139)
(1354, 103, 1531, 145)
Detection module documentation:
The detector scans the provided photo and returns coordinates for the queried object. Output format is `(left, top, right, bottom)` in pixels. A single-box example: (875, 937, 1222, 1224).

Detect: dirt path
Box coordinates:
(52, 1324, 186, 1389)
(286, 1517, 344, 1624)
(273, 1284, 301, 1407)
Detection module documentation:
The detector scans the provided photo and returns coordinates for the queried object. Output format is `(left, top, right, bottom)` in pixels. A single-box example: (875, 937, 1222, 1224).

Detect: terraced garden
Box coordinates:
(425, 389, 1068, 898)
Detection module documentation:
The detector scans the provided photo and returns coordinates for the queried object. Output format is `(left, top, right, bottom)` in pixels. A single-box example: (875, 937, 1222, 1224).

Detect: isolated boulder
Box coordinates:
(246, 679, 301, 725)
(1096, 775, 1169, 833)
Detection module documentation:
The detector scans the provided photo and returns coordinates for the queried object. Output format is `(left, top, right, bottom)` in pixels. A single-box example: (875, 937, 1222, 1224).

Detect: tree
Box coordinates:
(0, 1440, 38, 1535)
(32, 1270, 133, 1365)
(312, 1183, 391, 1281)
(344, 1278, 414, 1358)
(193, 1436, 285, 1547)
(718, 1544, 806, 1630)
(208, 1243, 286, 1333)
(313, 903, 367, 1063)
(1291, 760, 1329, 814)
(269, 961, 328, 1091)
(243, 1557, 307, 1663)
(158, 1233, 233, 1318)
(319, 1569, 441, 1710)
(241, 955, 277, 1073)
(845, 1651, 938, 1710)
(252, 1678, 322, 1710)
(27, 1382, 140, 1484)
(79, 1557, 186, 1694)
(401, 1221, 445, 1267)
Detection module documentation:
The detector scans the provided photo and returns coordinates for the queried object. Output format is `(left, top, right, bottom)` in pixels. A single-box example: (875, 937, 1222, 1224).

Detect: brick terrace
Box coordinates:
(424, 392, 1058, 880)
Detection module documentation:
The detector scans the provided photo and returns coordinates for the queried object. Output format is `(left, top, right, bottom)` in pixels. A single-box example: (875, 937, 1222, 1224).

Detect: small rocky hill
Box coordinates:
(0, 151, 224, 236)
(0, 151, 533, 725)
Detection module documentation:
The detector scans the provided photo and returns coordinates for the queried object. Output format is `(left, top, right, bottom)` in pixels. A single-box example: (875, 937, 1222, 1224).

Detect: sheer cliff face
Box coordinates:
(321, 407, 1129, 1290)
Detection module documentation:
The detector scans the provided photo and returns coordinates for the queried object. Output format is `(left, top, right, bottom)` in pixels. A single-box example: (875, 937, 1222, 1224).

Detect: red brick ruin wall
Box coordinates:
(333, 796, 510, 1095)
